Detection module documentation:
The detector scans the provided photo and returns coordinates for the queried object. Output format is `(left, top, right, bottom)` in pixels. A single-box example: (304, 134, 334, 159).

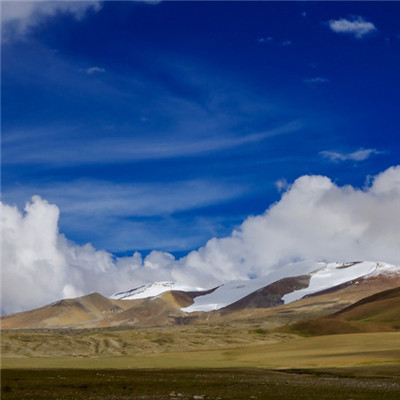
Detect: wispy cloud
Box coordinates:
(3, 120, 301, 165)
(328, 16, 377, 39)
(2, 38, 303, 167)
(4, 179, 249, 219)
(320, 148, 382, 162)
(86, 66, 105, 75)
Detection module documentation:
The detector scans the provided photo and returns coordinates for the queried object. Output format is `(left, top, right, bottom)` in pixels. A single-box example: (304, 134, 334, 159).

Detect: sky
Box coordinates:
(1, 1, 400, 313)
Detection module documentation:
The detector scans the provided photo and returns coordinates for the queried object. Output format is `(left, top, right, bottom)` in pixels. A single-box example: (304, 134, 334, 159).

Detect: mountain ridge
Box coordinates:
(1, 261, 399, 330)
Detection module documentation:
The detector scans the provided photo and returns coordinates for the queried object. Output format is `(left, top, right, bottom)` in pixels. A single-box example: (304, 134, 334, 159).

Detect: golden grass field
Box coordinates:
(2, 332, 400, 370)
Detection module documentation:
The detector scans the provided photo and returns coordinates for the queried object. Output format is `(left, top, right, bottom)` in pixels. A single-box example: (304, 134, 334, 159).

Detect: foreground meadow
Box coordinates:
(2, 366, 400, 400)
(2, 330, 399, 399)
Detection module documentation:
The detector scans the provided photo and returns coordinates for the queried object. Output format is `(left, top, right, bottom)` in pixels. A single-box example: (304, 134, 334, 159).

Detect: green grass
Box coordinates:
(2, 367, 400, 400)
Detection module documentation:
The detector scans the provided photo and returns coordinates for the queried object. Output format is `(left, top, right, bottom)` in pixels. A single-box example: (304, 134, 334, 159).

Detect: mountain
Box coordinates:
(182, 261, 399, 312)
(1, 260, 399, 330)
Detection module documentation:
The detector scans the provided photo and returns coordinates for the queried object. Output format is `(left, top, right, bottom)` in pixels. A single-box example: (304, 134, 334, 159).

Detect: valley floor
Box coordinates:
(2, 366, 400, 400)
(2, 331, 400, 369)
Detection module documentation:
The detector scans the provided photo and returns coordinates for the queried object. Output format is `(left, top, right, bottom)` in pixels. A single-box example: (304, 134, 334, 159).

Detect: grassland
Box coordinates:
(2, 332, 400, 369)
(2, 367, 400, 400)
(2, 320, 399, 400)
(1, 323, 296, 360)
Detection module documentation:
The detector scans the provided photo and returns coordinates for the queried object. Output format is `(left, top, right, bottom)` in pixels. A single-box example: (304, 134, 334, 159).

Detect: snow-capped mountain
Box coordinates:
(181, 260, 322, 312)
(2, 260, 400, 330)
(184, 261, 399, 312)
(110, 281, 205, 300)
(111, 261, 400, 313)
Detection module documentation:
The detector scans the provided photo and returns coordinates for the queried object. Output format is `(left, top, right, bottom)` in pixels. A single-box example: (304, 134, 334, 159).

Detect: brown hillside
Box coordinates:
(93, 291, 191, 328)
(287, 286, 400, 336)
(0, 292, 139, 329)
(221, 275, 311, 312)
(2, 274, 399, 331)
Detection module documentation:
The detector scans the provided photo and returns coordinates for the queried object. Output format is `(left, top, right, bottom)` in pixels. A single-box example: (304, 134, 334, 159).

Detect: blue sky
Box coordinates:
(2, 1, 400, 256)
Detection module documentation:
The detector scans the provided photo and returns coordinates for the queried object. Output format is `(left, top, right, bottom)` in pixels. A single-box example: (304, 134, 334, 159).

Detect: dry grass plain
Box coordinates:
(2, 331, 400, 370)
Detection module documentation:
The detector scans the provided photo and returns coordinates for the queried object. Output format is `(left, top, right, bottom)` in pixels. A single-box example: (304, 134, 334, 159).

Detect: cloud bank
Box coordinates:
(1, 0, 102, 41)
(2, 166, 400, 314)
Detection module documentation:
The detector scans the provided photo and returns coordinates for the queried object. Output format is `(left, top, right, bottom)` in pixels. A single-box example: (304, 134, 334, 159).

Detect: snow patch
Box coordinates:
(182, 260, 325, 313)
(282, 261, 400, 304)
(110, 281, 203, 300)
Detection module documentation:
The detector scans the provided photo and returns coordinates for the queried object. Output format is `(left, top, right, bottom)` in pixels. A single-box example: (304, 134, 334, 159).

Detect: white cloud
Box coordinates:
(328, 16, 377, 39)
(86, 66, 105, 75)
(1, 0, 102, 41)
(2, 166, 400, 314)
(320, 148, 381, 162)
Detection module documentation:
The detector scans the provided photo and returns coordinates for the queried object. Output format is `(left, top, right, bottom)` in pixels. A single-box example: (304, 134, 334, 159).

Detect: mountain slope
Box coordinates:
(94, 291, 193, 328)
(221, 275, 311, 312)
(287, 286, 400, 336)
(0, 292, 138, 329)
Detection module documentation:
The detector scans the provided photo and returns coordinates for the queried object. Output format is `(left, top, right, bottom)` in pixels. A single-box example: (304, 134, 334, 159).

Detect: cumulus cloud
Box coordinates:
(320, 148, 381, 162)
(2, 166, 400, 314)
(328, 16, 377, 39)
(1, 0, 102, 41)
